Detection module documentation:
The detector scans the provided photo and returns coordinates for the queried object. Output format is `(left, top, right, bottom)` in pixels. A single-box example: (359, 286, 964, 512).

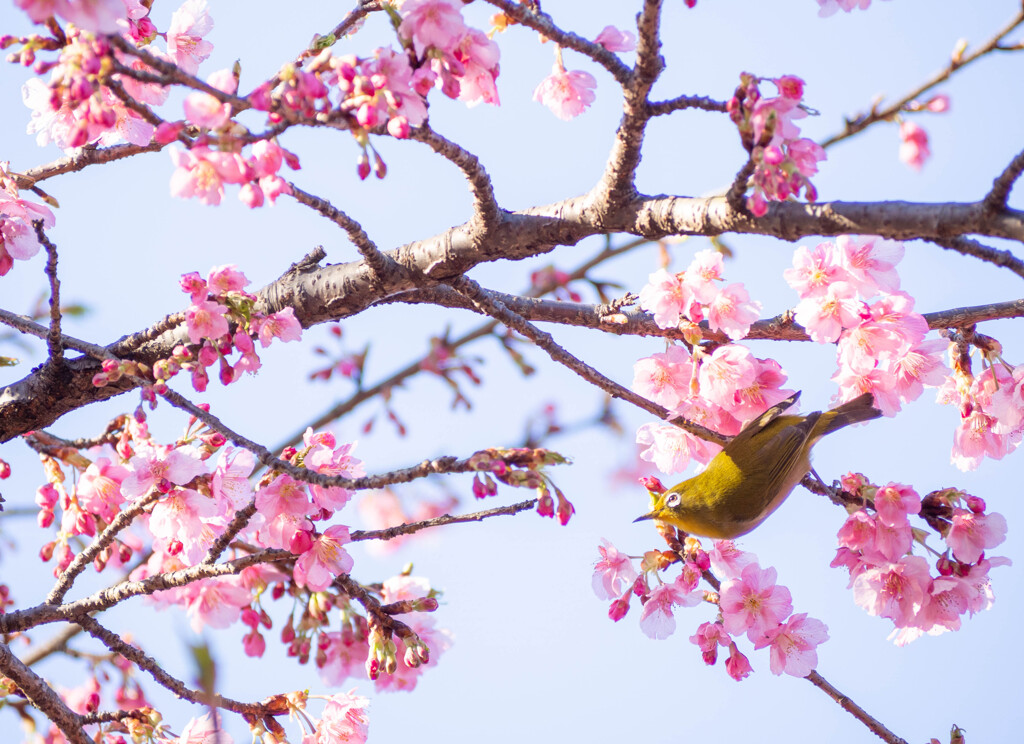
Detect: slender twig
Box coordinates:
(9, 142, 164, 189)
(927, 236, 1024, 280)
(983, 147, 1024, 214)
(334, 573, 414, 638)
(21, 624, 85, 666)
(0, 641, 92, 744)
(805, 670, 909, 744)
(202, 501, 258, 565)
(287, 184, 398, 290)
(446, 274, 726, 444)
(819, 8, 1024, 148)
(0, 307, 110, 358)
(482, 0, 632, 86)
(350, 498, 537, 542)
(45, 488, 161, 606)
(75, 615, 263, 715)
(410, 125, 502, 228)
(35, 223, 64, 365)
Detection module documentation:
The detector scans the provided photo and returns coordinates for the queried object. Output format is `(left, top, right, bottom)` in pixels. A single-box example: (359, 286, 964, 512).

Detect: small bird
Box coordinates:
(634, 391, 882, 539)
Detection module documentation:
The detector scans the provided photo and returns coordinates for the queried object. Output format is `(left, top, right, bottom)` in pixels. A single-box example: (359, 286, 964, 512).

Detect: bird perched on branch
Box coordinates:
(634, 391, 882, 539)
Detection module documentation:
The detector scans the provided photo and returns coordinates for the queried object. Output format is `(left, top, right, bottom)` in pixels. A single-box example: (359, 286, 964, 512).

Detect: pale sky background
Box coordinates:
(1, 1, 1022, 742)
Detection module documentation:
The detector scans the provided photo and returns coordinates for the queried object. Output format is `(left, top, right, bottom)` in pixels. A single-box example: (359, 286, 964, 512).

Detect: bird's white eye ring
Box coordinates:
(665, 492, 681, 508)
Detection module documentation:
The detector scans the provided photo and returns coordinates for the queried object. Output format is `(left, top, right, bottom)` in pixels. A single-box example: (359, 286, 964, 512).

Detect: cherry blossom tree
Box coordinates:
(0, 1, 1022, 743)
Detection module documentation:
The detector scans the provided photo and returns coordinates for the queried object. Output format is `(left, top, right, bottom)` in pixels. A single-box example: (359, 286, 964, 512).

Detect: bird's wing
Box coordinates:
(729, 391, 801, 451)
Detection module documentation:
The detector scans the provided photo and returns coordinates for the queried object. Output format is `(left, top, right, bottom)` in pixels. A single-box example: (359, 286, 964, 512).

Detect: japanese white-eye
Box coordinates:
(634, 391, 881, 538)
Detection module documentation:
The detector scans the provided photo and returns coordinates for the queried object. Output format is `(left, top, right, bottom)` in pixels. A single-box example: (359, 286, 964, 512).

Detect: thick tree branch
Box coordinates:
(927, 236, 1024, 279)
(2, 195, 1022, 443)
(410, 125, 502, 229)
(983, 146, 1024, 214)
(0, 642, 92, 744)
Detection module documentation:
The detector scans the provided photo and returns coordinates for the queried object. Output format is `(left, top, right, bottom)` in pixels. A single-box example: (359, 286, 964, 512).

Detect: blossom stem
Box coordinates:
(804, 669, 908, 744)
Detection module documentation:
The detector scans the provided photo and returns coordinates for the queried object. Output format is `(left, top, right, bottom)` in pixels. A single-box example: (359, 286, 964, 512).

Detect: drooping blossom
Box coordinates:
(753, 613, 829, 677)
(595, 25, 637, 52)
(946, 508, 1008, 564)
(593, 539, 638, 600)
(533, 64, 597, 120)
(638, 574, 703, 640)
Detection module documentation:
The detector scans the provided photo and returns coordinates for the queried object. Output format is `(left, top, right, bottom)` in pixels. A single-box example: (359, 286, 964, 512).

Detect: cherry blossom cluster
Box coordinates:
(784, 235, 949, 415)
(832, 473, 1009, 645)
(168, 133, 299, 208)
(594, 534, 828, 679)
(633, 249, 791, 473)
(939, 348, 1024, 471)
(29, 408, 456, 739)
(0, 162, 55, 276)
(17, 21, 157, 151)
(727, 73, 826, 216)
(145, 264, 301, 392)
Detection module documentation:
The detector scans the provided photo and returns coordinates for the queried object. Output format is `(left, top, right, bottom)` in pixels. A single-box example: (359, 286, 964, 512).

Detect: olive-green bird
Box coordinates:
(634, 391, 882, 539)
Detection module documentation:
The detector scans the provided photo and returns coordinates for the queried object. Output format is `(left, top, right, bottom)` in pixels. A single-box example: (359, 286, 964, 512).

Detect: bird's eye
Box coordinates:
(665, 493, 681, 508)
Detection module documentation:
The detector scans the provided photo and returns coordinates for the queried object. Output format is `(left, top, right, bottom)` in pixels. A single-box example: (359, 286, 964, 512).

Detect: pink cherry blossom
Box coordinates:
(698, 344, 758, 410)
(637, 269, 694, 329)
(206, 264, 249, 295)
(754, 613, 829, 677)
(874, 483, 921, 527)
(638, 574, 703, 640)
(593, 539, 638, 600)
(185, 300, 229, 344)
(731, 357, 794, 423)
(182, 69, 236, 129)
(874, 519, 913, 562)
(169, 147, 250, 206)
(707, 283, 761, 340)
(167, 0, 215, 76)
(835, 235, 904, 296)
(452, 29, 501, 107)
(891, 338, 949, 403)
(683, 249, 725, 303)
(533, 65, 597, 121)
(0, 189, 56, 267)
(852, 555, 932, 627)
(898, 121, 930, 170)
(294, 525, 354, 591)
(690, 621, 730, 665)
(951, 410, 1008, 471)
(257, 307, 303, 347)
(832, 365, 901, 417)
(121, 446, 206, 499)
(946, 508, 1008, 564)
(149, 488, 223, 564)
(636, 422, 718, 474)
(595, 25, 637, 53)
(313, 691, 370, 744)
(708, 540, 755, 579)
(632, 345, 694, 409)
(720, 563, 794, 640)
(185, 576, 251, 632)
(793, 281, 862, 343)
(837, 510, 877, 552)
(817, 0, 877, 16)
(211, 446, 255, 508)
(256, 474, 315, 520)
(399, 0, 467, 55)
(784, 242, 850, 299)
(725, 644, 754, 680)
(74, 457, 128, 522)
(305, 439, 364, 513)
(16, 0, 126, 33)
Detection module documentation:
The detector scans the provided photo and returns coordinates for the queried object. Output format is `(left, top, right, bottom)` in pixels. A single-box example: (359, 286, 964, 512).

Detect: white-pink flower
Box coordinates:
(16, 0, 126, 33)
(636, 422, 717, 474)
(121, 445, 206, 499)
(794, 281, 863, 343)
(594, 25, 636, 53)
(707, 283, 761, 340)
(593, 539, 638, 600)
(167, 0, 214, 76)
(632, 345, 693, 409)
(294, 525, 354, 591)
(257, 307, 303, 347)
(852, 555, 931, 627)
(399, 0, 467, 55)
(314, 691, 370, 744)
(784, 242, 850, 299)
(185, 576, 251, 632)
(533, 65, 597, 121)
(754, 613, 829, 677)
(720, 563, 794, 640)
(185, 300, 229, 344)
(946, 508, 1008, 564)
(638, 574, 702, 640)
(835, 235, 904, 297)
(638, 269, 694, 329)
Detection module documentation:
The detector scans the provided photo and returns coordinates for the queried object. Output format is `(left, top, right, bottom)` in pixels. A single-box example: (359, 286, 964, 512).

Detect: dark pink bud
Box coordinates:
(608, 597, 630, 622)
(966, 495, 986, 514)
(356, 153, 371, 180)
(289, 529, 314, 554)
(640, 476, 666, 494)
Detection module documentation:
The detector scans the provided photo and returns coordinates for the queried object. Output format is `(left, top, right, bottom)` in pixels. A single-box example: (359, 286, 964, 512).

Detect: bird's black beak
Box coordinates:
(633, 511, 656, 524)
